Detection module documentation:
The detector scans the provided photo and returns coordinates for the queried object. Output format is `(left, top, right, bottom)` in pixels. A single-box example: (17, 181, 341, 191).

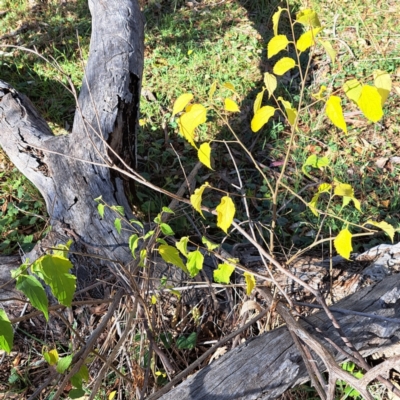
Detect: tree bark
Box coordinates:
(157, 271, 400, 400)
(0, 0, 144, 267)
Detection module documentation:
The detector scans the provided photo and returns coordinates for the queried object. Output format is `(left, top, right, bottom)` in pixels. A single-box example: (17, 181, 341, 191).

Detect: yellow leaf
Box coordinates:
(272, 6, 285, 36)
(139, 118, 146, 126)
(198, 142, 212, 169)
(109, 391, 117, 400)
(43, 349, 59, 366)
(151, 295, 157, 304)
(159, 244, 188, 272)
(334, 182, 354, 198)
(243, 272, 256, 295)
(264, 72, 277, 99)
(296, 27, 322, 52)
(179, 104, 207, 148)
(216, 196, 235, 234)
(312, 85, 327, 100)
(374, 69, 391, 106)
(334, 183, 361, 211)
(308, 193, 320, 217)
(172, 93, 194, 116)
(251, 106, 275, 132)
(209, 81, 217, 100)
(223, 82, 235, 92)
(357, 85, 383, 122)
(187, 49, 194, 55)
(296, 9, 321, 28)
(224, 98, 240, 112)
(190, 182, 209, 218)
(278, 97, 297, 126)
(253, 90, 264, 114)
(273, 57, 296, 76)
(319, 39, 336, 63)
(334, 228, 353, 260)
(318, 183, 332, 193)
(343, 79, 362, 103)
(268, 34, 290, 58)
(325, 95, 347, 133)
(366, 220, 394, 243)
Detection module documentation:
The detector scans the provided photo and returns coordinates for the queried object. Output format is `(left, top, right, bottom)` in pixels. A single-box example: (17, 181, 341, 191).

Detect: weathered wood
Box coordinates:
(157, 272, 400, 400)
(0, 0, 144, 267)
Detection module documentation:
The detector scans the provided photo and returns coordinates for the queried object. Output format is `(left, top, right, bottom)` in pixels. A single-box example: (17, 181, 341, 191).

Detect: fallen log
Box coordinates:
(155, 271, 400, 400)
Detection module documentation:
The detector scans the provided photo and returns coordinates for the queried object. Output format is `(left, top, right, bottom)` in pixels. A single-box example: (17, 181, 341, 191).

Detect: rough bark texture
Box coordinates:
(0, 0, 144, 268)
(159, 272, 400, 400)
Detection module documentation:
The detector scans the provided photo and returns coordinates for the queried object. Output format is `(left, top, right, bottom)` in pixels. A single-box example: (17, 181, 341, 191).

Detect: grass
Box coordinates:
(1, 0, 400, 398)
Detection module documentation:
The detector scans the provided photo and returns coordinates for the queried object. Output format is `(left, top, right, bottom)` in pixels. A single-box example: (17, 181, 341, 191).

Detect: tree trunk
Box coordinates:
(0, 0, 144, 269)
(157, 271, 400, 400)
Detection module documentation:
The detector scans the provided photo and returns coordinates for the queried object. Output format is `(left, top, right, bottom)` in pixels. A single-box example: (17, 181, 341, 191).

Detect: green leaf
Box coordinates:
(326, 95, 347, 133)
(224, 98, 240, 112)
(32, 255, 76, 307)
(176, 236, 189, 257)
(202, 236, 220, 251)
(334, 229, 353, 260)
(243, 272, 256, 295)
(162, 206, 175, 214)
(68, 388, 86, 399)
(190, 182, 209, 218)
(357, 85, 384, 122)
(272, 7, 285, 36)
(160, 223, 175, 236)
(144, 230, 155, 240)
(97, 203, 104, 218)
(302, 155, 329, 178)
(216, 196, 236, 234)
(52, 240, 73, 258)
(139, 249, 147, 268)
(198, 142, 213, 169)
(264, 73, 277, 99)
(129, 234, 140, 258)
(176, 332, 197, 350)
(114, 218, 122, 235)
(0, 309, 13, 354)
(251, 106, 275, 132)
(366, 220, 394, 243)
(111, 205, 124, 216)
(56, 354, 73, 374)
(186, 250, 204, 277)
(213, 263, 235, 284)
(273, 57, 296, 76)
(71, 365, 89, 389)
(159, 245, 188, 273)
(130, 219, 144, 229)
(172, 93, 193, 116)
(16, 275, 49, 320)
(156, 238, 168, 245)
(308, 193, 320, 217)
(93, 195, 102, 203)
(268, 34, 290, 58)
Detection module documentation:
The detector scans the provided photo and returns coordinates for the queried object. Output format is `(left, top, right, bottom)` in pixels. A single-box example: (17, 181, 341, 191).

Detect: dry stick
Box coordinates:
(89, 298, 138, 400)
(257, 288, 373, 400)
(50, 289, 124, 400)
(360, 355, 400, 387)
(9, 298, 114, 324)
(145, 307, 270, 400)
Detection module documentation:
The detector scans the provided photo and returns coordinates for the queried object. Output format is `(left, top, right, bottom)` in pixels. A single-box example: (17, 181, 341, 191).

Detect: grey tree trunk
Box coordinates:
(0, 0, 144, 268)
